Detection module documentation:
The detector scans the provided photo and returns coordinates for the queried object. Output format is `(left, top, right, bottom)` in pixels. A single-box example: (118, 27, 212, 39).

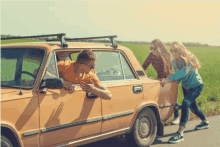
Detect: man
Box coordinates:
(56, 50, 112, 100)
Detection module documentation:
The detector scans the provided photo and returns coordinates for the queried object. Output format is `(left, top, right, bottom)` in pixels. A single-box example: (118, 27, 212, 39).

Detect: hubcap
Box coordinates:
(138, 115, 152, 138)
(1, 141, 11, 147)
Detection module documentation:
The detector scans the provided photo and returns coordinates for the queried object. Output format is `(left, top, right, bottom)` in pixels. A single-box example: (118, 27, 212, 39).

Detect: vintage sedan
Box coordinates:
(1, 34, 178, 147)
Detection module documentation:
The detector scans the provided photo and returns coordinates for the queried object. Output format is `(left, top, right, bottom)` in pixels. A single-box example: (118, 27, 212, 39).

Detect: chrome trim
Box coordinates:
(41, 116, 102, 133)
(159, 103, 173, 108)
(103, 110, 134, 121)
(23, 130, 40, 137)
(55, 127, 130, 147)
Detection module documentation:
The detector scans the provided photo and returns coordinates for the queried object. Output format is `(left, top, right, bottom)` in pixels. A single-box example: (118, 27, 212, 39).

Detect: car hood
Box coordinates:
(1, 87, 36, 102)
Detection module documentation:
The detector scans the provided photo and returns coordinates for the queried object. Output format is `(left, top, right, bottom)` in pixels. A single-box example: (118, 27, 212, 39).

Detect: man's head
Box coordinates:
(76, 49, 97, 73)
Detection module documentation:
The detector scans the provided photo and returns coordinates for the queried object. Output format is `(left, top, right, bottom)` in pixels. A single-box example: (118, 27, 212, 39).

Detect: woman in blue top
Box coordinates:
(162, 41, 209, 144)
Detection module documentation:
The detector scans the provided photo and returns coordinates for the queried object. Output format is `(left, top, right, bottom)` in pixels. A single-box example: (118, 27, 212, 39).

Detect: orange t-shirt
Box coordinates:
(57, 60, 101, 86)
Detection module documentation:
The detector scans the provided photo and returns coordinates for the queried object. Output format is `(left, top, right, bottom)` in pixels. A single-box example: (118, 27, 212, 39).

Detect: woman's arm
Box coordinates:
(169, 63, 193, 82)
(142, 53, 152, 70)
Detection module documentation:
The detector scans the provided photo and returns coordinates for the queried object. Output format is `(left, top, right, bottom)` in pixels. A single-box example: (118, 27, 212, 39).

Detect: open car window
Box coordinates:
(1, 48, 45, 88)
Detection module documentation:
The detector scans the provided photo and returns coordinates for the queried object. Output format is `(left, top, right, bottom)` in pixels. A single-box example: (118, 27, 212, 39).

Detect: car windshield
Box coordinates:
(1, 48, 45, 88)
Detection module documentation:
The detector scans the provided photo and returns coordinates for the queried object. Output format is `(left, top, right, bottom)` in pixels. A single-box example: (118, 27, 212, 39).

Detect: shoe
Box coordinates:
(174, 104, 182, 111)
(171, 117, 180, 125)
(168, 132, 184, 144)
(195, 121, 209, 130)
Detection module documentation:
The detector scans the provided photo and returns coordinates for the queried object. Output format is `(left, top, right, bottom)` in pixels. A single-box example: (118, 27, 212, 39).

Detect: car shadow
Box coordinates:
(79, 129, 199, 147)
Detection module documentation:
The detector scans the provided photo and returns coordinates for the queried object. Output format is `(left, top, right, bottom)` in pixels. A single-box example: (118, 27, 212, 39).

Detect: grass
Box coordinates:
(1, 39, 45, 44)
(1, 40, 219, 121)
(121, 43, 220, 123)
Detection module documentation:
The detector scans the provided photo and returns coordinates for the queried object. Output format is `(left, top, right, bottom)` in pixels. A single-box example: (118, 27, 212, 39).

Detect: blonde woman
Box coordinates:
(142, 39, 173, 79)
(162, 42, 209, 144)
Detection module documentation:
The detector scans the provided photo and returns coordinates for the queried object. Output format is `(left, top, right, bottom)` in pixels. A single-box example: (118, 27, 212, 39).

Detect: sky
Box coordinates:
(1, 0, 220, 46)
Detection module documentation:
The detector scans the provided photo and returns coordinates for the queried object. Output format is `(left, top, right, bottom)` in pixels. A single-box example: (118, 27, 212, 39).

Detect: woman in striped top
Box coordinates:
(142, 39, 173, 79)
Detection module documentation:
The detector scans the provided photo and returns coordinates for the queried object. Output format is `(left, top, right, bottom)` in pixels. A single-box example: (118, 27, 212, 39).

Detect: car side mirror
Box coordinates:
(41, 78, 64, 89)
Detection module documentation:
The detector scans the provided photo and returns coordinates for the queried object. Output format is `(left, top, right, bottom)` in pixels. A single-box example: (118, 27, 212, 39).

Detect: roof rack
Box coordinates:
(46, 35, 118, 49)
(1, 33, 68, 48)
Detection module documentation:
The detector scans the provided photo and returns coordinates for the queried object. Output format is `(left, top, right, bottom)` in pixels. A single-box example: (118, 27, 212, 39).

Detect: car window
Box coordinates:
(119, 52, 136, 80)
(94, 51, 136, 81)
(43, 53, 59, 79)
(71, 52, 79, 61)
(1, 48, 45, 88)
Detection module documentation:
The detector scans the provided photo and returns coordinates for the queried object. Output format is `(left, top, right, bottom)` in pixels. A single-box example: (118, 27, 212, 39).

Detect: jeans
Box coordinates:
(179, 84, 206, 127)
(174, 103, 179, 118)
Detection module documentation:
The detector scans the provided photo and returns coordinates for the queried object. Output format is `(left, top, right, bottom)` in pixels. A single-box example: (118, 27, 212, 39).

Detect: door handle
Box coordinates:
(86, 93, 98, 99)
(133, 85, 143, 93)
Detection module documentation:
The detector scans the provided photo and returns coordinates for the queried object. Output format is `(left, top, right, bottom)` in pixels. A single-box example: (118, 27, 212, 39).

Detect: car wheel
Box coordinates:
(126, 108, 157, 147)
(1, 135, 13, 147)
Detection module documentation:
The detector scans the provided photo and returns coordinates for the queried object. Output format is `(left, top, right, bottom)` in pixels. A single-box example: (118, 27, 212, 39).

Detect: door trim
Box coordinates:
(159, 103, 173, 108)
(22, 116, 102, 136)
(55, 127, 130, 147)
(103, 110, 134, 121)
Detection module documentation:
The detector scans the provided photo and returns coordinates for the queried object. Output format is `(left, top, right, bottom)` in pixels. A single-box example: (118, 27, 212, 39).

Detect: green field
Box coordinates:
(1, 40, 220, 122)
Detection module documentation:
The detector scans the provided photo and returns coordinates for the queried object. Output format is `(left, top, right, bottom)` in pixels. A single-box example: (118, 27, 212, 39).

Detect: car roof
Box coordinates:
(1, 42, 130, 52)
(1, 41, 146, 75)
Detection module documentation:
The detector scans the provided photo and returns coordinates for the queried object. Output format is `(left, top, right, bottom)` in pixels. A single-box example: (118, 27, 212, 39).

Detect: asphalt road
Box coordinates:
(80, 115, 220, 147)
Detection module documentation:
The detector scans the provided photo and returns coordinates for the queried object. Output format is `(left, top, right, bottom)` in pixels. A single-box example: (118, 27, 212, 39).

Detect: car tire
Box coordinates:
(1, 135, 13, 147)
(126, 108, 157, 147)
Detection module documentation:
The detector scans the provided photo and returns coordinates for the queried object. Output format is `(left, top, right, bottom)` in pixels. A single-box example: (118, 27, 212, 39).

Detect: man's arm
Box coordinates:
(93, 84, 112, 99)
(80, 81, 112, 100)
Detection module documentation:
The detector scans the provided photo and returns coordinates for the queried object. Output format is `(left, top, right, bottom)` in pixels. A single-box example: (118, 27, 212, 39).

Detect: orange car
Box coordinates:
(1, 34, 178, 147)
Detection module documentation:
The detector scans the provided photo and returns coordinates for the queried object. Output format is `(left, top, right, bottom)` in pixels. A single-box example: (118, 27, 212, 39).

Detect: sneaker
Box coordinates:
(171, 117, 180, 125)
(195, 121, 209, 130)
(168, 132, 184, 144)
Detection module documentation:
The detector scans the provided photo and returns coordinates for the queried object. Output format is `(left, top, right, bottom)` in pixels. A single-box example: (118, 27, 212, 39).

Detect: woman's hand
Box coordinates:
(161, 78, 170, 87)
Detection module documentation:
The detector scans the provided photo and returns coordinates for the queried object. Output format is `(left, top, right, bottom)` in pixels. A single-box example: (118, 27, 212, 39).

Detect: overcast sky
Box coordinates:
(1, 0, 220, 46)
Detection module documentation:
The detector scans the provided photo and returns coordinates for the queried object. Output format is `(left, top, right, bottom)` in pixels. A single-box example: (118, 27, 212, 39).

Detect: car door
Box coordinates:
(93, 50, 144, 133)
(38, 52, 102, 147)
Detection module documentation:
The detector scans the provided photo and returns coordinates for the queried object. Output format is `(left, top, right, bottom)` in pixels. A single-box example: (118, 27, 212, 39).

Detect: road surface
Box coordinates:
(79, 115, 220, 147)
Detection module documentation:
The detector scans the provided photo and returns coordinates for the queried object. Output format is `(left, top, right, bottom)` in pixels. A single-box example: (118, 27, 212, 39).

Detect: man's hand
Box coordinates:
(63, 81, 76, 93)
(80, 80, 95, 93)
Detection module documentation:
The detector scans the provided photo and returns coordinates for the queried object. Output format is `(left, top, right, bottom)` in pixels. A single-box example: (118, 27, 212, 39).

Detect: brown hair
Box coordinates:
(76, 49, 97, 64)
(170, 42, 201, 70)
(151, 39, 173, 76)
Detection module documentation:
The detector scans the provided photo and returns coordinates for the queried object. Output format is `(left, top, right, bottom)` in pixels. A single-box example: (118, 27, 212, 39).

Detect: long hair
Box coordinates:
(170, 41, 201, 70)
(151, 39, 173, 76)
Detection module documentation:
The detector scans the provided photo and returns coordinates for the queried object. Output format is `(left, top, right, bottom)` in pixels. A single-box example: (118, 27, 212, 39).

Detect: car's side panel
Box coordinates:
(1, 89, 39, 147)
(100, 80, 143, 133)
(127, 79, 178, 130)
(158, 81, 178, 121)
(141, 79, 178, 121)
(38, 87, 102, 147)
